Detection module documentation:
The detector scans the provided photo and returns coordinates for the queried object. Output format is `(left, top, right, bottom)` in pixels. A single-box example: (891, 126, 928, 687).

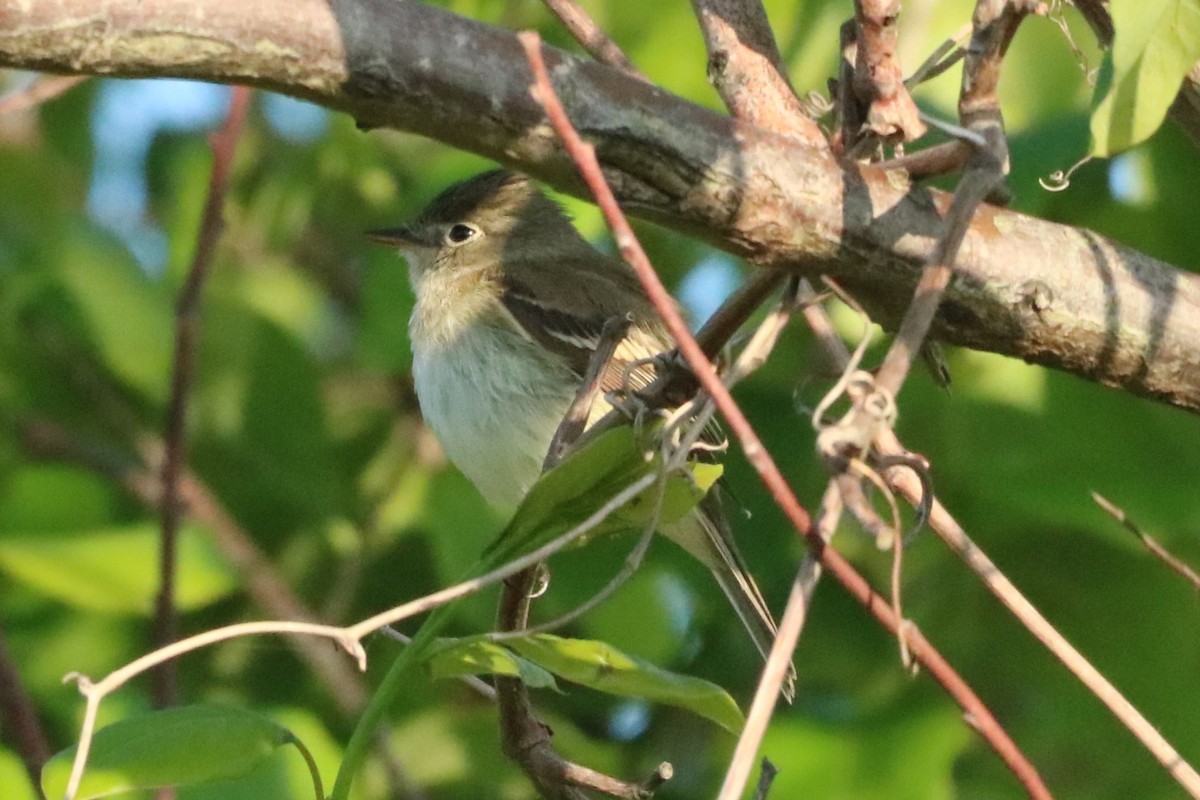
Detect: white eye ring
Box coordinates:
(445, 223, 479, 245)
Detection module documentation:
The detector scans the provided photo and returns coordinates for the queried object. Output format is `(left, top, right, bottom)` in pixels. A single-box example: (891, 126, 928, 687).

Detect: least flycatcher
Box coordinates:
(369, 170, 784, 682)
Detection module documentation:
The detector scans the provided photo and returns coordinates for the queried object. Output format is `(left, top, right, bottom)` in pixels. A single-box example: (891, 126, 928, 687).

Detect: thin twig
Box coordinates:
(497, 312, 671, 799)
(718, 484, 842, 800)
(490, 525, 657, 644)
(874, 1, 1039, 398)
(541, 0, 646, 79)
(154, 85, 252, 706)
(1092, 492, 1200, 594)
(0, 74, 88, 115)
(905, 22, 972, 87)
(60, 468, 659, 800)
(380, 627, 498, 701)
(751, 759, 779, 800)
(795, 274, 1200, 798)
(544, 315, 630, 469)
(0, 621, 52, 787)
(20, 419, 370, 715)
(694, 269, 789, 361)
(520, 29, 1051, 800)
(874, 428, 1200, 797)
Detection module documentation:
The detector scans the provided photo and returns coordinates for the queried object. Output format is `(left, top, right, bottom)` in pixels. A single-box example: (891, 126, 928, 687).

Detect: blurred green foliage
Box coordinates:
(2, 1, 1200, 798)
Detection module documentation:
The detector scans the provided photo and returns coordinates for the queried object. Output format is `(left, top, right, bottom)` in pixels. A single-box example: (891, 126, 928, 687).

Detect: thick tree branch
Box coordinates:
(2, 0, 1200, 413)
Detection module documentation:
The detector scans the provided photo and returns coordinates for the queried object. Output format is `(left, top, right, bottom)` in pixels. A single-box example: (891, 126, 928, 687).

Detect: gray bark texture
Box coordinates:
(3, 0, 1199, 412)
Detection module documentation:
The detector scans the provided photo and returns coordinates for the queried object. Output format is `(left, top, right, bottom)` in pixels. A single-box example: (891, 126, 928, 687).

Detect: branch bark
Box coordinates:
(2, 0, 1200, 413)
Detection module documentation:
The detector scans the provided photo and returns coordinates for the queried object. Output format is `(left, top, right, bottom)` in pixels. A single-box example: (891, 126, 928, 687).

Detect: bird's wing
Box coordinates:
(499, 271, 663, 395)
(498, 261, 727, 454)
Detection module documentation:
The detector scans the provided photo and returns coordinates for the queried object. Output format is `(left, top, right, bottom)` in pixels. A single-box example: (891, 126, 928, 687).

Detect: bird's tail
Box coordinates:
(665, 492, 796, 702)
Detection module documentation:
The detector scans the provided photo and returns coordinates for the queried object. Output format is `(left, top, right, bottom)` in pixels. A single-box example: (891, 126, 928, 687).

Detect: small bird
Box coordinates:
(369, 169, 788, 692)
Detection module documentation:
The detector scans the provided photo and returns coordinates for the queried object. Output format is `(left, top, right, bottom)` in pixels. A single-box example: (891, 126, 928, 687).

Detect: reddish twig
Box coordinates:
(873, 429, 1200, 797)
(520, 29, 1051, 800)
(0, 73, 88, 115)
(693, 269, 788, 360)
(154, 85, 252, 706)
(689, 0, 826, 145)
(1092, 493, 1200, 595)
(0, 621, 52, 787)
(795, 277, 1200, 798)
(719, 484, 842, 800)
(541, 0, 645, 79)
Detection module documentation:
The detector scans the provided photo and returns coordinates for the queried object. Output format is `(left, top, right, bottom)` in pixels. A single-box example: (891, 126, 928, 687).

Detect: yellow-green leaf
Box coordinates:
(42, 705, 290, 800)
(508, 634, 744, 733)
(1090, 0, 1200, 155)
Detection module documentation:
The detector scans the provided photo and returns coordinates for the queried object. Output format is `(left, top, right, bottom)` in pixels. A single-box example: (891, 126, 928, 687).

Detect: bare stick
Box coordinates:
(541, 0, 645, 79)
(489, 523, 657, 644)
(22, 419, 371, 716)
(874, 1, 1039, 398)
(0, 621, 52, 786)
(154, 85, 252, 706)
(497, 314, 672, 798)
(0, 73, 87, 114)
(850, 0, 926, 147)
(694, 269, 788, 361)
(795, 278, 1200, 799)
(718, 484, 843, 800)
(905, 22, 972, 87)
(874, 429, 1200, 797)
(59, 468, 658, 800)
(544, 315, 630, 468)
(751, 759, 779, 800)
(1092, 493, 1200, 594)
(520, 30, 1051, 799)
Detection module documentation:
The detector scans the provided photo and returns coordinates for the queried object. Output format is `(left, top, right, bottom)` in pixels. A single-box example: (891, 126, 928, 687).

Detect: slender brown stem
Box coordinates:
(20, 418, 371, 716)
(520, 30, 1051, 800)
(540, 0, 645, 79)
(694, 269, 787, 359)
(494, 303, 664, 798)
(873, 0, 1035, 398)
(154, 85, 252, 707)
(1092, 493, 1200, 594)
(876, 440, 1200, 797)
(0, 621, 52, 787)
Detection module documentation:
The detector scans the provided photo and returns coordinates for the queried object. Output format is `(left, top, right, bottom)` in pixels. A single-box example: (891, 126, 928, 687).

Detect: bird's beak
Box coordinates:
(366, 226, 419, 247)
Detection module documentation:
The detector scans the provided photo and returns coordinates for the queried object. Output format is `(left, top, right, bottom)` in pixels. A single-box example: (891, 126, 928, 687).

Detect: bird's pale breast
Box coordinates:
(410, 277, 578, 509)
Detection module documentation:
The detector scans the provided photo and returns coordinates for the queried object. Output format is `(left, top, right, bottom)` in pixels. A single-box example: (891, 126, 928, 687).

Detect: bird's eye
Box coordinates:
(446, 223, 479, 245)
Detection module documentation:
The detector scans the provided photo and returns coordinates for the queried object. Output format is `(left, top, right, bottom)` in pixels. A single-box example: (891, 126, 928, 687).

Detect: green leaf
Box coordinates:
(0, 465, 121, 533)
(0, 522, 236, 613)
(41, 705, 291, 800)
(192, 304, 344, 527)
(508, 634, 744, 734)
(427, 638, 558, 690)
(486, 425, 719, 566)
(0, 747, 39, 800)
(51, 229, 174, 404)
(1090, 0, 1200, 155)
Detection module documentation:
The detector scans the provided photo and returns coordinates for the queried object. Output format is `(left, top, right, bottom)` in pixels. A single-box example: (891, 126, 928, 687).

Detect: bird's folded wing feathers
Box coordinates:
(499, 273, 727, 454)
(499, 278, 662, 395)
